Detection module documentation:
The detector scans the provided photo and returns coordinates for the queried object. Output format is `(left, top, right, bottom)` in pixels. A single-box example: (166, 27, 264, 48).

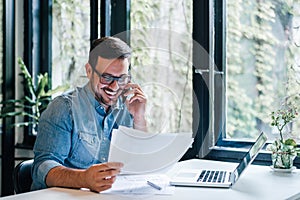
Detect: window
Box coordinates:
(52, 0, 92, 90)
(51, 0, 194, 135)
(13, 0, 300, 167)
(207, 0, 300, 166)
(130, 0, 193, 134)
(225, 0, 300, 142)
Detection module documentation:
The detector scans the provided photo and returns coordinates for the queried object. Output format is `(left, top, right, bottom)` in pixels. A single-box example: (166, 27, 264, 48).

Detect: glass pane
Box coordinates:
(226, 1, 300, 141)
(130, 0, 193, 133)
(52, 0, 91, 89)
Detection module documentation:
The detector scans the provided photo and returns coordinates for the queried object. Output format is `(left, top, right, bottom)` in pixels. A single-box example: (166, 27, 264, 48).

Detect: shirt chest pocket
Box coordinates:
(70, 131, 100, 167)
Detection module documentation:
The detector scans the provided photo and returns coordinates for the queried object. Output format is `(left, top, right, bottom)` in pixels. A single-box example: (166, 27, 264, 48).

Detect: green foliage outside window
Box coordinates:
(130, 0, 193, 133)
(227, 0, 300, 140)
(52, 0, 90, 89)
(51, 0, 300, 141)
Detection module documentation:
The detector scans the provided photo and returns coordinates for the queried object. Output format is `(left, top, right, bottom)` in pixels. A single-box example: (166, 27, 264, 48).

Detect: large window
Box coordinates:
(52, 0, 91, 90)
(9, 0, 300, 167)
(51, 0, 193, 134)
(130, 0, 193, 134)
(225, 0, 300, 142)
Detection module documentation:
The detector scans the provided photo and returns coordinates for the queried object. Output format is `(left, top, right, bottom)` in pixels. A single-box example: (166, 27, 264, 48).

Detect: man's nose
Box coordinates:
(109, 80, 120, 90)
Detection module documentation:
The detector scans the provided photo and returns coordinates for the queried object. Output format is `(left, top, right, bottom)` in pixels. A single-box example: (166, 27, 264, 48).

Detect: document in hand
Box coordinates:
(108, 126, 193, 174)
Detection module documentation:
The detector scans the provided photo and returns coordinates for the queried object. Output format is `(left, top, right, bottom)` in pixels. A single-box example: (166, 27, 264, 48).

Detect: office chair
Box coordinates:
(13, 159, 34, 194)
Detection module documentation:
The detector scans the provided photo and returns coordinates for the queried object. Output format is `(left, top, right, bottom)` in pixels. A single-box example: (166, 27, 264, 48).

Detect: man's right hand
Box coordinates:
(46, 162, 124, 193)
(83, 162, 124, 192)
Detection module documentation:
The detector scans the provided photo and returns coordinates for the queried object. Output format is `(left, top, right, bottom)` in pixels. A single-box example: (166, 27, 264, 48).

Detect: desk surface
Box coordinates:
(2, 159, 300, 200)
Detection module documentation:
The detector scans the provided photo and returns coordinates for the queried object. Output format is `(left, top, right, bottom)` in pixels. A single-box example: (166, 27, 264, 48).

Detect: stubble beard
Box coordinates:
(92, 83, 121, 109)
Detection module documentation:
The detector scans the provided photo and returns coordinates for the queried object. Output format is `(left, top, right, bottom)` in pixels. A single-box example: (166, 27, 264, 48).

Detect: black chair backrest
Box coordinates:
(13, 159, 34, 194)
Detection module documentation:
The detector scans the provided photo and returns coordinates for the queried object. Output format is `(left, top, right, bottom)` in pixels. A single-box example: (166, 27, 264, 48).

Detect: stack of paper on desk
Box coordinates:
(108, 126, 193, 174)
(102, 174, 175, 195)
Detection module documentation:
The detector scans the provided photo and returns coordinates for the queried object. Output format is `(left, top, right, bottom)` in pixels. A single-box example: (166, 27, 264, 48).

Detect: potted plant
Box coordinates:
(266, 106, 300, 169)
(0, 58, 69, 145)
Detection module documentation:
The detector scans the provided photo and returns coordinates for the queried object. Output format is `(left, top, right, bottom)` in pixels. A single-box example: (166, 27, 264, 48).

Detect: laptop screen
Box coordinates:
(233, 132, 267, 181)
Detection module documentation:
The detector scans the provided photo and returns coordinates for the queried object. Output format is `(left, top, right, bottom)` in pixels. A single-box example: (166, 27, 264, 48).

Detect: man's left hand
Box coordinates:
(123, 83, 147, 131)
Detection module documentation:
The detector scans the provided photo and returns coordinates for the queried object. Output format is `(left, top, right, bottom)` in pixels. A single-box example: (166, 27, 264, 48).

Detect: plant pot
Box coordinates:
(271, 152, 296, 169)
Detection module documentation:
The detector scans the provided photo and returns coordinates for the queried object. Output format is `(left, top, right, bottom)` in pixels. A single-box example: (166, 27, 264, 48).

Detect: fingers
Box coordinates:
(93, 185, 113, 193)
(85, 162, 123, 192)
(91, 176, 117, 193)
(128, 93, 146, 104)
(96, 162, 124, 171)
(125, 82, 140, 89)
(92, 162, 123, 179)
(124, 83, 146, 103)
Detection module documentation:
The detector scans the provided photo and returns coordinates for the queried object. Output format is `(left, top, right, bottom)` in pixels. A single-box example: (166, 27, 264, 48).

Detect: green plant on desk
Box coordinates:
(266, 106, 300, 169)
(0, 58, 69, 134)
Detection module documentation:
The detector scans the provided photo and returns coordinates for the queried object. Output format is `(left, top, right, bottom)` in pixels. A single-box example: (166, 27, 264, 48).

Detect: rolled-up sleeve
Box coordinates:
(31, 96, 73, 191)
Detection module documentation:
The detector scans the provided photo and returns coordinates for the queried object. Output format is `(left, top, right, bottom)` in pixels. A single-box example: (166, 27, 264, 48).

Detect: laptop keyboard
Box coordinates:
(197, 170, 229, 183)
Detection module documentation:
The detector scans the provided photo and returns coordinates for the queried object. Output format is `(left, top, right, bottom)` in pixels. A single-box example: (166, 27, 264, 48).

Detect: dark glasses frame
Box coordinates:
(92, 68, 131, 86)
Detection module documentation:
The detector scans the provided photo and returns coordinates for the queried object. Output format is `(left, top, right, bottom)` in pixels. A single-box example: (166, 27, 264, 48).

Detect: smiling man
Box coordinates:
(31, 37, 147, 193)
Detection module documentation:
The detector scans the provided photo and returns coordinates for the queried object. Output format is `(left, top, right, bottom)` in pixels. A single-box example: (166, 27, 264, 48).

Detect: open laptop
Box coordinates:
(170, 132, 267, 188)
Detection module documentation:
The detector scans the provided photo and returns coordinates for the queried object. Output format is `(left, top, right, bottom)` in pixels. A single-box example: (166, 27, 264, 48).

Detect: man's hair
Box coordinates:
(88, 36, 132, 69)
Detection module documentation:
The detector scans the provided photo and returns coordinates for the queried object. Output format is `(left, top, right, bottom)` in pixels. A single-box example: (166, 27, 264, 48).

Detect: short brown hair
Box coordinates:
(89, 37, 131, 69)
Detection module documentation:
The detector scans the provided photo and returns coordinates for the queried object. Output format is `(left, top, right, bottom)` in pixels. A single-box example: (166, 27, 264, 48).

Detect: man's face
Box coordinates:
(87, 56, 130, 108)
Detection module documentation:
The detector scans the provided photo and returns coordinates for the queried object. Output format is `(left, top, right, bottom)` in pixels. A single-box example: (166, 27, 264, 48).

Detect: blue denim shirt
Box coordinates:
(31, 83, 133, 190)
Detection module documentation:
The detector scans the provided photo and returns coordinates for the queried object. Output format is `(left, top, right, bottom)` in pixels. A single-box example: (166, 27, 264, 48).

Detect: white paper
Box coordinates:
(108, 126, 193, 174)
(102, 174, 175, 195)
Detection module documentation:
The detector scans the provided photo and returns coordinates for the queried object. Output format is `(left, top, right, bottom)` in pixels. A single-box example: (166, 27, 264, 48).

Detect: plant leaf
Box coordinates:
(285, 138, 297, 147)
(18, 58, 36, 99)
(36, 73, 49, 98)
(44, 84, 70, 96)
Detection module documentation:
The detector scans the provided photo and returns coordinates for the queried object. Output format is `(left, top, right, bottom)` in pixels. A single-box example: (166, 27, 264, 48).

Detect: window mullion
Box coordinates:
(110, 0, 130, 43)
(100, 0, 111, 37)
(182, 0, 210, 160)
(2, 0, 15, 196)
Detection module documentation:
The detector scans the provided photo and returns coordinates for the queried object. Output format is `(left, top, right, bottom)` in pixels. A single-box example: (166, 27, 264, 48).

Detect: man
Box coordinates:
(31, 37, 147, 192)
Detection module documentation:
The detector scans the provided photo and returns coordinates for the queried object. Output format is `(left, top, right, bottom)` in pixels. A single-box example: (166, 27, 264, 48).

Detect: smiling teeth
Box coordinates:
(105, 90, 117, 96)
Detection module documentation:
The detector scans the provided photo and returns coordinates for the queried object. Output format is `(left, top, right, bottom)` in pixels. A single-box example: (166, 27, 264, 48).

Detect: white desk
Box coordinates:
(2, 159, 300, 200)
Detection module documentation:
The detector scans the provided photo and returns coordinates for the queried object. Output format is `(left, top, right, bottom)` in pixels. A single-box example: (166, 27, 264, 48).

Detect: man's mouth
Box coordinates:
(103, 88, 119, 99)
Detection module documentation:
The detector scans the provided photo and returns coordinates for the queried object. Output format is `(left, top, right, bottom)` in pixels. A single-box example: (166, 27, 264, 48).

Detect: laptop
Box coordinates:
(170, 132, 267, 188)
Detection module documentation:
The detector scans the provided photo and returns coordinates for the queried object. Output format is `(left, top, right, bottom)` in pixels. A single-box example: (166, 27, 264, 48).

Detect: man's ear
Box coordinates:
(85, 63, 93, 78)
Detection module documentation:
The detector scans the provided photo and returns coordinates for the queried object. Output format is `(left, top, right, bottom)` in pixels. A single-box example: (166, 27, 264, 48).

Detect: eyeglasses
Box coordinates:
(92, 68, 131, 86)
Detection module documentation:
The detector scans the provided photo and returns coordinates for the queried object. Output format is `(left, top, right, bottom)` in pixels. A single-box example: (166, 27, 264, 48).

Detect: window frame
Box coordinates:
(19, 0, 52, 146)
(2, 0, 16, 196)
(181, 0, 210, 160)
(202, 0, 275, 166)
